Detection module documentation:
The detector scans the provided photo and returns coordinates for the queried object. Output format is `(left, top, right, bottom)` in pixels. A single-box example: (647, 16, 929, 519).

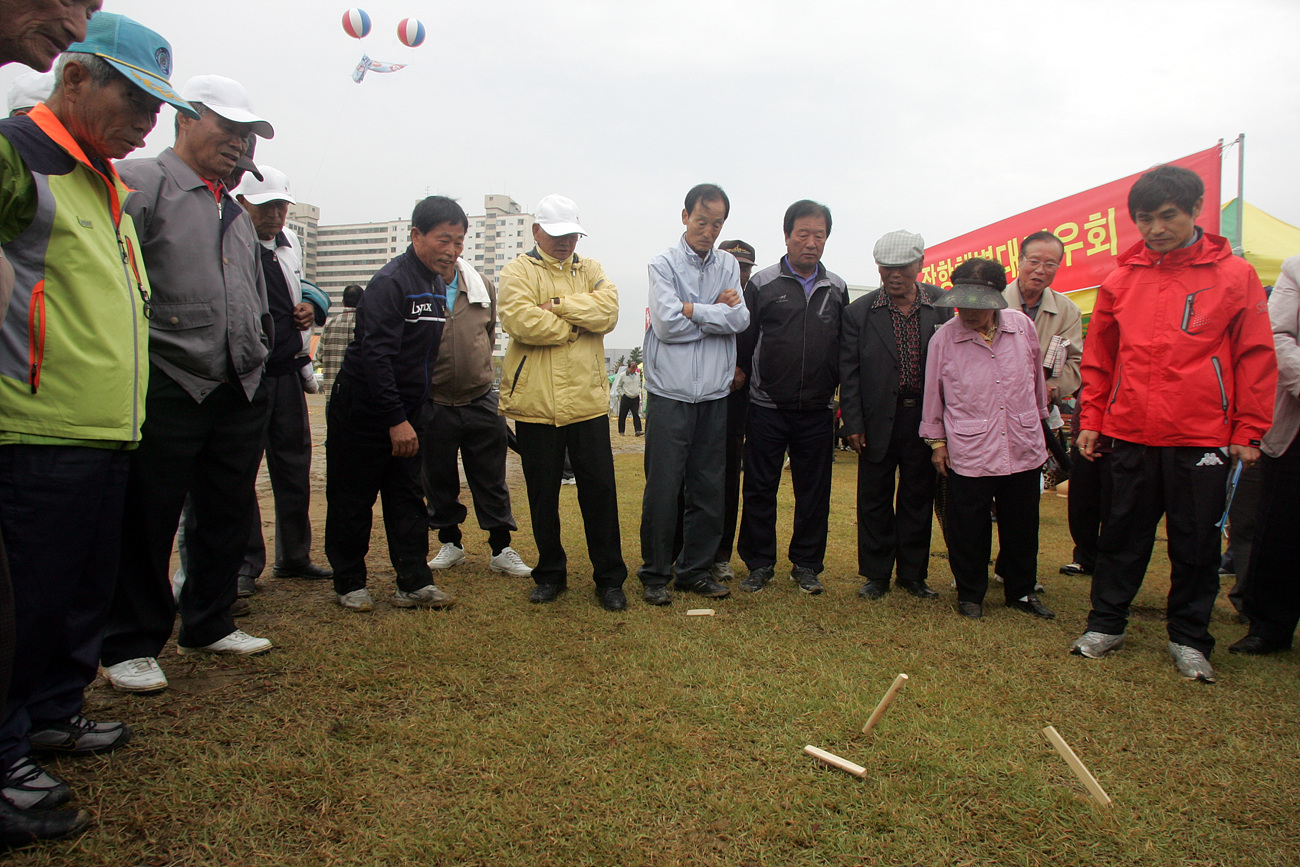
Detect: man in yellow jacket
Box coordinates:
(498, 195, 627, 610)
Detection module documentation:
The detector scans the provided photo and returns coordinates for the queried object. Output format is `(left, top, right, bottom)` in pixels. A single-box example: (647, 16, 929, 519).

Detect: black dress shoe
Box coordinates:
(0, 800, 91, 849)
(529, 583, 566, 604)
(642, 584, 672, 606)
(1059, 562, 1091, 576)
(273, 561, 333, 580)
(957, 601, 983, 620)
(673, 576, 731, 598)
(857, 579, 889, 600)
(1008, 594, 1055, 619)
(898, 581, 939, 599)
(1229, 634, 1289, 655)
(598, 586, 627, 611)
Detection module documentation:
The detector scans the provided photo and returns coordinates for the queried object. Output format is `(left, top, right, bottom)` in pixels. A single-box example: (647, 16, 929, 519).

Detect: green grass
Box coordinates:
(20, 453, 1300, 866)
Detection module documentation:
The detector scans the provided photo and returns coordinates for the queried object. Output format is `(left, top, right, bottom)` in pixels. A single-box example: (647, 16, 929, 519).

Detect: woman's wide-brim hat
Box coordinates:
(933, 278, 1008, 309)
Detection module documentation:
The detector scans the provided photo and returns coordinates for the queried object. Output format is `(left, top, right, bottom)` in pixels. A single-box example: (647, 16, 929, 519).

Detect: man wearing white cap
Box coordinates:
(497, 195, 628, 611)
(102, 73, 276, 694)
(0, 9, 190, 842)
(6, 70, 54, 117)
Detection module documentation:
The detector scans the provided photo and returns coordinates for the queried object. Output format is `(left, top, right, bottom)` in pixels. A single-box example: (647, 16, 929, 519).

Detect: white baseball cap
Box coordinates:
(179, 74, 274, 139)
(535, 194, 586, 237)
(234, 165, 295, 205)
(6, 70, 54, 115)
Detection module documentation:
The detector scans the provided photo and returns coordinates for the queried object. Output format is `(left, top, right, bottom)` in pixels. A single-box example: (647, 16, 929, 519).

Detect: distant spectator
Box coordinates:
(318, 283, 362, 399)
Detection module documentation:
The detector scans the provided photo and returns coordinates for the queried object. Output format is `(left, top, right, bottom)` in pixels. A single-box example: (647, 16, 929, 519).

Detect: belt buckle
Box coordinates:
(899, 396, 920, 407)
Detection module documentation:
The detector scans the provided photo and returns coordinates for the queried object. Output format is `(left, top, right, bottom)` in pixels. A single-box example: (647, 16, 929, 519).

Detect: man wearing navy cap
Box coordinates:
(102, 73, 278, 694)
(0, 10, 189, 842)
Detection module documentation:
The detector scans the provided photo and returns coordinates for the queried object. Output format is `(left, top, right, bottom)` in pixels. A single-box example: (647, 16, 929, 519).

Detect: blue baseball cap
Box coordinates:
(64, 13, 197, 118)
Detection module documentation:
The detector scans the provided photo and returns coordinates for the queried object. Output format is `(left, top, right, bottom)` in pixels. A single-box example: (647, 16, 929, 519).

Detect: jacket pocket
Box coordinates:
(28, 279, 45, 394)
(1018, 409, 1041, 427)
(1210, 356, 1228, 423)
(949, 418, 991, 436)
(509, 355, 528, 396)
(149, 300, 215, 331)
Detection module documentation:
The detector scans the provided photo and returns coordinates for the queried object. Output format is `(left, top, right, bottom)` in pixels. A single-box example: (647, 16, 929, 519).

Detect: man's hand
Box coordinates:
(389, 421, 419, 457)
(538, 300, 554, 312)
(293, 302, 314, 331)
(931, 444, 950, 477)
(682, 302, 695, 320)
(1077, 430, 1100, 461)
(846, 433, 865, 454)
(731, 367, 746, 392)
(718, 288, 741, 307)
(1048, 385, 1060, 405)
(1230, 443, 1261, 469)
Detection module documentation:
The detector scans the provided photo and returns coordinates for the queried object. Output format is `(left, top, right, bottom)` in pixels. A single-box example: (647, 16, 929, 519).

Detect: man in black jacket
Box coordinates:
(840, 231, 951, 601)
(325, 196, 456, 613)
(736, 201, 848, 595)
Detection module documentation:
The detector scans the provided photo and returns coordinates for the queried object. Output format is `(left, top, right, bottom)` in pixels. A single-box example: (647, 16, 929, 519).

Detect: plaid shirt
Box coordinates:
(317, 308, 357, 397)
(873, 287, 932, 395)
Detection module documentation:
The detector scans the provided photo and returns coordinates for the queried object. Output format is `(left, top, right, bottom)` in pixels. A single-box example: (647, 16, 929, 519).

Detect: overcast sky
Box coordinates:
(6, 0, 1298, 348)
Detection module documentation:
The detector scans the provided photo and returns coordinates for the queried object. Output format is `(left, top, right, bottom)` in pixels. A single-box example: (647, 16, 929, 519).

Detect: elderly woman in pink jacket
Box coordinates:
(920, 258, 1053, 621)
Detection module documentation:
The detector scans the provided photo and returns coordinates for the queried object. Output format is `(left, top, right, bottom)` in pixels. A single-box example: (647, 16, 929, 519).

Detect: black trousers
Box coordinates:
(1066, 443, 1110, 572)
(946, 468, 1040, 604)
(515, 416, 625, 588)
(1086, 441, 1229, 654)
(0, 446, 128, 764)
(104, 368, 267, 663)
(1224, 458, 1262, 617)
(247, 370, 315, 572)
(420, 389, 516, 537)
(618, 395, 642, 435)
(638, 394, 726, 587)
(716, 388, 748, 564)
(1241, 440, 1300, 646)
(855, 402, 935, 585)
(325, 378, 432, 595)
(738, 404, 834, 572)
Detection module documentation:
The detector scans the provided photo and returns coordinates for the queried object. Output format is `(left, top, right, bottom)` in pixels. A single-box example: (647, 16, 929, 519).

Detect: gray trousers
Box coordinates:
(638, 392, 727, 587)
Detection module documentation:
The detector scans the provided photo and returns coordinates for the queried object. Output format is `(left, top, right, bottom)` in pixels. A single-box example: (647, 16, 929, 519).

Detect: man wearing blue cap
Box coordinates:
(0, 10, 191, 844)
(102, 72, 278, 693)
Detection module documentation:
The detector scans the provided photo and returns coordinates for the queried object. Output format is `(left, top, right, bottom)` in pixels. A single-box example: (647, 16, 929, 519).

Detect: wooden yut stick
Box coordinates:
(861, 673, 909, 734)
(803, 745, 868, 779)
(685, 609, 714, 616)
(1041, 725, 1112, 807)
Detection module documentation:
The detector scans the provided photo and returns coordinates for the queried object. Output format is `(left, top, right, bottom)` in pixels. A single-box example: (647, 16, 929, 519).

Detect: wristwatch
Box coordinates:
(551, 297, 561, 307)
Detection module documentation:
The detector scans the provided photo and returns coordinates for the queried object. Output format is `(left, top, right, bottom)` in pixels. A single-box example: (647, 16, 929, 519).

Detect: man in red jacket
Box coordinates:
(1071, 165, 1276, 683)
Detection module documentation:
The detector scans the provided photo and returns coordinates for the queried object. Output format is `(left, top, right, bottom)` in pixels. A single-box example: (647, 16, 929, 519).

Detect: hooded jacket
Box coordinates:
(1079, 231, 1276, 448)
(497, 246, 619, 426)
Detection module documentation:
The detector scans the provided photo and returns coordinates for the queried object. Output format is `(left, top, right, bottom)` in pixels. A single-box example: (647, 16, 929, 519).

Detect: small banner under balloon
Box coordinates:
(351, 53, 408, 83)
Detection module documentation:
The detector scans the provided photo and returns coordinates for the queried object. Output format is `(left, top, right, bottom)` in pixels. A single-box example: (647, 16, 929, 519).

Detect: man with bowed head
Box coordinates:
(0, 10, 188, 844)
(497, 194, 627, 611)
(102, 73, 278, 694)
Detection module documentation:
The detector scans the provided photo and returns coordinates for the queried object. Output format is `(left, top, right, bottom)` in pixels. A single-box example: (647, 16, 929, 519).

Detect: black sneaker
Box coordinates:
(740, 565, 774, 593)
(29, 715, 132, 757)
(791, 566, 825, 595)
(642, 584, 672, 606)
(673, 576, 731, 598)
(2, 757, 71, 811)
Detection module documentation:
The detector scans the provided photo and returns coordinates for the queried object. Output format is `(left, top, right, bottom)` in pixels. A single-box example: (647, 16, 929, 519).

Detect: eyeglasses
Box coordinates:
(1021, 258, 1060, 272)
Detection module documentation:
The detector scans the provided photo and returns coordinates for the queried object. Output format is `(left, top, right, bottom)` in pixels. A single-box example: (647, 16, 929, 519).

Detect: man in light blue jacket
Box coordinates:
(638, 184, 750, 605)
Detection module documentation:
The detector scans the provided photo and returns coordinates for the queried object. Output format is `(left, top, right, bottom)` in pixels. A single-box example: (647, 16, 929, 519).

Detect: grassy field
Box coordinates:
(17, 446, 1300, 866)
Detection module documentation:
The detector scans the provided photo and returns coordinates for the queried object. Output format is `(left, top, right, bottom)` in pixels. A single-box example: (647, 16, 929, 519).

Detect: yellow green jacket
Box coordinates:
(498, 247, 619, 426)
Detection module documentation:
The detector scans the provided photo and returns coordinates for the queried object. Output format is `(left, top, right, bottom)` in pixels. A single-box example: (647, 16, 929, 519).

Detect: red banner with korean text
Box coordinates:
(920, 145, 1222, 294)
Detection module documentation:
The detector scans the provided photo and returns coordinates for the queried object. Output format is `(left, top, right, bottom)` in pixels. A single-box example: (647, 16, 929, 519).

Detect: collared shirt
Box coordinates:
(784, 255, 818, 297)
(919, 309, 1049, 478)
(643, 235, 750, 403)
(445, 268, 459, 314)
(872, 286, 932, 395)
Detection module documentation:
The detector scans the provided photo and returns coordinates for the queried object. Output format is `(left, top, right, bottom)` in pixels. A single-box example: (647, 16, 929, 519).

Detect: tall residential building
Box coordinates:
(313, 218, 411, 311)
(285, 202, 320, 283)
(312, 195, 534, 355)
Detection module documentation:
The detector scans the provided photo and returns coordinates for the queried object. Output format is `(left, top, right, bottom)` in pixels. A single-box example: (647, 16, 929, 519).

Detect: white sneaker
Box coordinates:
(393, 584, 455, 609)
(561, 477, 577, 486)
(428, 542, 466, 570)
(1169, 641, 1217, 683)
(103, 657, 168, 693)
(709, 561, 736, 582)
(177, 629, 273, 656)
(337, 588, 374, 612)
(490, 547, 533, 577)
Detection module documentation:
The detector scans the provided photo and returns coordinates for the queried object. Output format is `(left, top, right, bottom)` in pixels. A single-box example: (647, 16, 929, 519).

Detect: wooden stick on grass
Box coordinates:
(861, 673, 909, 735)
(1041, 725, 1112, 807)
(803, 745, 868, 779)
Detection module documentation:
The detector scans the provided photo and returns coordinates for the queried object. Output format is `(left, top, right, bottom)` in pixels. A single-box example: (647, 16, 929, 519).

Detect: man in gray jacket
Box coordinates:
(638, 184, 749, 605)
(102, 74, 276, 694)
